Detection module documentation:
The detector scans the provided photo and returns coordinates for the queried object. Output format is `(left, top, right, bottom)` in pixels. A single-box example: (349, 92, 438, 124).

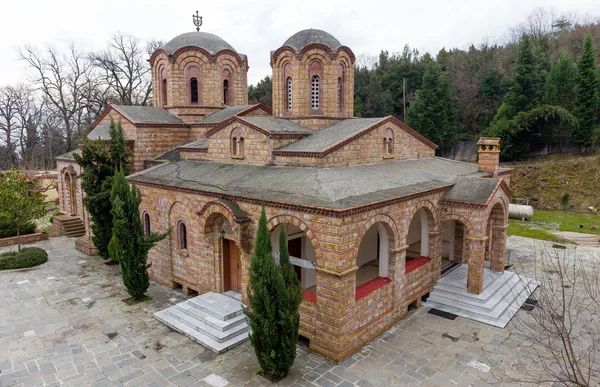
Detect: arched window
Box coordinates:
(286, 77, 293, 111)
(384, 128, 394, 156)
(178, 222, 187, 249)
(231, 128, 244, 157)
(190, 78, 198, 104)
(311, 75, 320, 110)
(161, 79, 167, 107)
(143, 213, 151, 236)
(338, 77, 343, 113)
(223, 79, 229, 105)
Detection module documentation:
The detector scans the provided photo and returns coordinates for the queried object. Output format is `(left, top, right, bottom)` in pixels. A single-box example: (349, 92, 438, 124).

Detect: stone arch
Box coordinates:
(267, 215, 324, 268)
(198, 201, 241, 236)
(354, 213, 401, 260)
(439, 213, 473, 232)
(486, 201, 508, 272)
(402, 201, 439, 258)
(484, 197, 508, 225)
(61, 167, 77, 215)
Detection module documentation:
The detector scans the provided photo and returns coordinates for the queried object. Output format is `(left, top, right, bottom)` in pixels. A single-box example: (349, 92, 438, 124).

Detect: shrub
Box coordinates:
(560, 193, 571, 209)
(0, 247, 48, 270)
(0, 221, 37, 239)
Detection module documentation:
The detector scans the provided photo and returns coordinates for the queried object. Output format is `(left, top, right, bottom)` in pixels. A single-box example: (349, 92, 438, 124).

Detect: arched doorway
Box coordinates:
(65, 172, 77, 215)
(487, 203, 507, 272)
(204, 213, 242, 294)
(270, 223, 318, 295)
(441, 219, 468, 274)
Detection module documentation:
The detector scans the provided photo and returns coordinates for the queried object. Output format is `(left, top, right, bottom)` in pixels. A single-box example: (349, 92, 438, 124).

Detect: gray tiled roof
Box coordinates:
(128, 157, 484, 210)
(162, 32, 245, 58)
(155, 148, 181, 161)
(441, 176, 501, 205)
(87, 123, 111, 140)
(277, 118, 384, 153)
(242, 117, 313, 133)
(55, 149, 81, 161)
(112, 105, 185, 125)
(283, 29, 342, 50)
(179, 139, 208, 149)
(197, 105, 255, 124)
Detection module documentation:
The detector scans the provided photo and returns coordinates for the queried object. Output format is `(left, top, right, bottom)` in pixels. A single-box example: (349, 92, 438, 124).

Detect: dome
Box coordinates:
(162, 31, 239, 55)
(283, 29, 342, 50)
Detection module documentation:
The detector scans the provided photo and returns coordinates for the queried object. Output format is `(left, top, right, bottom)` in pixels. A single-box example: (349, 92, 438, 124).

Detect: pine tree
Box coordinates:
(406, 60, 458, 151)
(74, 118, 131, 258)
(544, 51, 578, 112)
(277, 226, 303, 373)
(573, 33, 600, 149)
(244, 206, 293, 378)
(495, 35, 543, 121)
(110, 166, 167, 301)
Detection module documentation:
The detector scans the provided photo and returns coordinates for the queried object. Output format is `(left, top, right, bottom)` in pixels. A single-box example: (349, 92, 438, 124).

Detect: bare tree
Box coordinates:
(0, 86, 21, 168)
(498, 244, 600, 386)
(90, 33, 153, 106)
(18, 43, 94, 151)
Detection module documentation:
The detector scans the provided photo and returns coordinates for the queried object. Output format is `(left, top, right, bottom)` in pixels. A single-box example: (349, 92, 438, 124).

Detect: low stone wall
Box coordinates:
(299, 297, 317, 340)
(404, 259, 433, 304)
(0, 232, 48, 247)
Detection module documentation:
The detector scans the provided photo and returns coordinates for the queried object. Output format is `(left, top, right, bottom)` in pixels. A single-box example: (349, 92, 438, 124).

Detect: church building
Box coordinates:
(55, 26, 512, 362)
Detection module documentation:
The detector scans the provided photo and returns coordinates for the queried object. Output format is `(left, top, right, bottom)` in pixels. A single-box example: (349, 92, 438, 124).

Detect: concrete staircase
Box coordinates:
(423, 265, 539, 328)
(154, 292, 249, 353)
(54, 215, 85, 238)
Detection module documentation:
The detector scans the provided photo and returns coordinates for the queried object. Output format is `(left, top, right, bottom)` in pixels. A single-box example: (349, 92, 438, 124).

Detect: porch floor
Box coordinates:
(423, 264, 539, 328)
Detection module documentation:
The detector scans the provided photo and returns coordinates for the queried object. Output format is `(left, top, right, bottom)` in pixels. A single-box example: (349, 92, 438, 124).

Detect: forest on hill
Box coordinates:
(250, 8, 600, 159)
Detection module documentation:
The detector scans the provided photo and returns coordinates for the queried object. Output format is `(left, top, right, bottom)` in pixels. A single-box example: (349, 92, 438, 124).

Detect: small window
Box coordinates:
(223, 79, 229, 105)
(231, 128, 244, 157)
(190, 78, 198, 104)
(287, 77, 293, 111)
(383, 129, 394, 155)
(143, 213, 151, 236)
(161, 79, 167, 107)
(311, 75, 320, 110)
(338, 77, 343, 113)
(178, 222, 187, 249)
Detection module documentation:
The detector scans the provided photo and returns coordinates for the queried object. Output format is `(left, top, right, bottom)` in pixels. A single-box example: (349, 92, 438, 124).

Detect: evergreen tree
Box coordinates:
(573, 33, 600, 149)
(495, 35, 543, 121)
(277, 226, 303, 372)
(406, 60, 458, 150)
(544, 50, 578, 111)
(244, 206, 293, 378)
(109, 166, 167, 300)
(74, 118, 131, 258)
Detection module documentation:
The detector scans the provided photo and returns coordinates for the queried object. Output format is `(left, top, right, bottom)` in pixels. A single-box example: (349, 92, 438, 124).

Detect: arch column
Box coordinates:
(490, 224, 508, 272)
(390, 245, 408, 311)
(467, 236, 487, 294)
(428, 230, 442, 283)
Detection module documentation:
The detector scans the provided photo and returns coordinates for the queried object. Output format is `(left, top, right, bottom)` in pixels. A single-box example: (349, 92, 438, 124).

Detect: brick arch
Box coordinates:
(175, 53, 212, 70)
(267, 215, 324, 268)
(406, 200, 440, 232)
(165, 196, 194, 220)
(271, 48, 296, 67)
(485, 198, 508, 226)
(352, 213, 401, 266)
(198, 201, 240, 230)
(439, 213, 474, 233)
(297, 43, 334, 59)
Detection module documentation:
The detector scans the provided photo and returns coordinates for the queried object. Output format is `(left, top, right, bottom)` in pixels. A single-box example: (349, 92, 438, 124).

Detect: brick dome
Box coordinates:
(283, 29, 342, 50)
(162, 31, 239, 55)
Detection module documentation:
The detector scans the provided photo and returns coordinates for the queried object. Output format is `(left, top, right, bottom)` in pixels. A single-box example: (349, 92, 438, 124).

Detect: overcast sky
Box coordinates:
(1, 0, 599, 87)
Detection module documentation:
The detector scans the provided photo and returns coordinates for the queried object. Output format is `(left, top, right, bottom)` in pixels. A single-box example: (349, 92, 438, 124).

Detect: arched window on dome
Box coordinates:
(383, 128, 394, 156)
(178, 221, 187, 250)
(311, 75, 320, 110)
(161, 80, 167, 107)
(231, 128, 244, 157)
(338, 63, 346, 114)
(286, 77, 293, 112)
(143, 212, 151, 236)
(223, 79, 229, 105)
(190, 78, 198, 104)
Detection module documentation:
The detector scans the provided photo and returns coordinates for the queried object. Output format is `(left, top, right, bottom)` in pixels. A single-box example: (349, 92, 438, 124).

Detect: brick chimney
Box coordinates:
(477, 137, 501, 174)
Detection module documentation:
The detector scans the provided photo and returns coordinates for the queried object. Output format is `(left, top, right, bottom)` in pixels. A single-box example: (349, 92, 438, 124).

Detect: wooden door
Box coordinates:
(223, 240, 242, 293)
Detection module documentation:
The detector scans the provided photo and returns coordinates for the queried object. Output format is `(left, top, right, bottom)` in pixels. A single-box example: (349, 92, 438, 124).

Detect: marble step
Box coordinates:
(163, 307, 249, 343)
(155, 310, 249, 353)
(428, 273, 522, 311)
(427, 276, 530, 319)
(177, 301, 246, 332)
(434, 269, 511, 302)
(188, 292, 246, 321)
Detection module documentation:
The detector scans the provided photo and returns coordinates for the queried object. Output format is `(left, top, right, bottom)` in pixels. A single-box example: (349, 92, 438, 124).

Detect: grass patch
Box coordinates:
(532, 210, 600, 235)
(0, 247, 48, 270)
(507, 220, 560, 242)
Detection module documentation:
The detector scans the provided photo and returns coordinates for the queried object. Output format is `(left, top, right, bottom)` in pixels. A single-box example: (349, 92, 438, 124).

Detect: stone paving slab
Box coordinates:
(0, 236, 594, 386)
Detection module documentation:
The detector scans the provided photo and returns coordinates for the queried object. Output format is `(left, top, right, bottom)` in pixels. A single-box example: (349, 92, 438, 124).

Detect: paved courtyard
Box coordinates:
(0, 236, 597, 386)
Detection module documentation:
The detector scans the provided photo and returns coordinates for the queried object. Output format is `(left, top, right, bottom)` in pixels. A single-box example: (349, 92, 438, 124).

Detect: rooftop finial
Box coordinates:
(193, 11, 203, 32)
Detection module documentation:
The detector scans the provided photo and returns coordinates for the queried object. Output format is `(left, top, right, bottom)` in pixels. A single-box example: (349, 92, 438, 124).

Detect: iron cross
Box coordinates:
(193, 11, 203, 31)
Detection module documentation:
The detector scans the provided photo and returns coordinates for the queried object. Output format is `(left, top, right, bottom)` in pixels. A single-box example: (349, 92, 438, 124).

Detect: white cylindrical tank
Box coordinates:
(509, 204, 534, 220)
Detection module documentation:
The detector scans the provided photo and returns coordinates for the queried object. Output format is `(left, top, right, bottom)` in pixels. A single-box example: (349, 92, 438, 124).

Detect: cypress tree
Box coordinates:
(406, 60, 458, 151)
(244, 206, 293, 378)
(110, 166, 167, 301)
(573, 33, 600, 149)
(74, 118, 131, 258)
(277, 226, 303, 373)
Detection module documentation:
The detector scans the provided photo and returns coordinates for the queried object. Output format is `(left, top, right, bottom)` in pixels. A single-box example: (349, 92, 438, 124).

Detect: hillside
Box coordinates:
(504, 154, 600, 211)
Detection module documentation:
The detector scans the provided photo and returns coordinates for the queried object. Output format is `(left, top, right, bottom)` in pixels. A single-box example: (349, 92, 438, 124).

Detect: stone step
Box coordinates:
(164, 307, 249, 343)
(178, 302, 247, 332)
(434, 269, 516, 303)
(154, 310, 249, 353)
(188, 292, 246, 321)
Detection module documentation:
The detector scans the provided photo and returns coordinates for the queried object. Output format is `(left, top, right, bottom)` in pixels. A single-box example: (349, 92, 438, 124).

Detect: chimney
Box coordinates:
(477, 137, 501, 174)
